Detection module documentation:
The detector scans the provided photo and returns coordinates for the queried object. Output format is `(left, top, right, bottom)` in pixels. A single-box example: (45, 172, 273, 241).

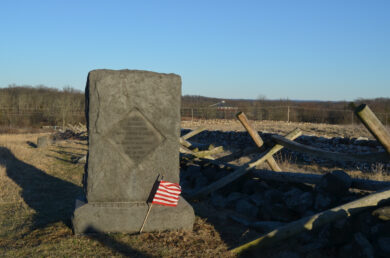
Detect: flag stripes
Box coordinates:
(152, 180, 181, 207)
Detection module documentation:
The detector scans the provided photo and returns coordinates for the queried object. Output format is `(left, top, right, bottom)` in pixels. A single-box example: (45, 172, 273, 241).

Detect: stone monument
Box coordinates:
(72, 69, 195, 233)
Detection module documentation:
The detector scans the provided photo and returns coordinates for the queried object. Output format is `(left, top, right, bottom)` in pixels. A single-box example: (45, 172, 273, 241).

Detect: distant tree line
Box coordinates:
(0, 85, 84, 128)
(0, 85, 389, 128)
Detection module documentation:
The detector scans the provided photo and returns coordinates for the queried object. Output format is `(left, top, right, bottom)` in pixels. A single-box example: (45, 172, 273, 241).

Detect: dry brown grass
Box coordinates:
(1, 120, 389, 257)
(0, 133, 233, 257)
(182, 119, 376, 139)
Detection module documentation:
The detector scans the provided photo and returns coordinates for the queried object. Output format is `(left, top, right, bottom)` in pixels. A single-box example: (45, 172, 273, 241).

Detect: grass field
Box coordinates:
(0, 133, 235, 257)
(181, 119, 380, 139)
(0, 120, 389, 257)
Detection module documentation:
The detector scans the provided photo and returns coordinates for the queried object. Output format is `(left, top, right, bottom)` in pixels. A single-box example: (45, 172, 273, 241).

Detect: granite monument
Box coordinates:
(72, 69, 195, 233)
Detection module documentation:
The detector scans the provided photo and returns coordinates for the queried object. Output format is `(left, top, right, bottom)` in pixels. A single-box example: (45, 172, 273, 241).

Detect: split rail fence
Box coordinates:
(179, 104, 390, 255)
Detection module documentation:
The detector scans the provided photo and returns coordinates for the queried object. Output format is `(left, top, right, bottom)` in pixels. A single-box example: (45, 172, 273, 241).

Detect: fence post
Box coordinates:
(355, 104, 390, 155)
(191, 108, 194, 126)
(287, 106, 290, 123)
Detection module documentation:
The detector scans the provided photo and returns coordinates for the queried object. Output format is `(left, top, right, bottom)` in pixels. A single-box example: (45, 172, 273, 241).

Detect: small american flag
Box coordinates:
(152, 180, 181, 207)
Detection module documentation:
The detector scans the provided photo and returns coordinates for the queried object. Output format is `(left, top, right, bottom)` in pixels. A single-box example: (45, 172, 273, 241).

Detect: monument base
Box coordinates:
(72, 196, 195, 234)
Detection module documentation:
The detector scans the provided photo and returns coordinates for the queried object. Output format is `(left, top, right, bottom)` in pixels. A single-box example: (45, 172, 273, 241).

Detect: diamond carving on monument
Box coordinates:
(108, 109, 165, 163)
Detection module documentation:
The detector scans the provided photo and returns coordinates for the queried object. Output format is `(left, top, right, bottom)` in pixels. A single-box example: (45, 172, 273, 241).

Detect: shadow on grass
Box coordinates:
(45, 154, 75, 164)
(0, 146, 155, 256)
(50, 149, 83, 157)
(26, 141, 37, 148)
(0, 146, 83, 229)
(85, 226, 152, 257)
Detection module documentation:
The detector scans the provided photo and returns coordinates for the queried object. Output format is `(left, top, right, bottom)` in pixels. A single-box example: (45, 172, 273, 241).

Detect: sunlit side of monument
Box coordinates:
(72, 69, 195, 233)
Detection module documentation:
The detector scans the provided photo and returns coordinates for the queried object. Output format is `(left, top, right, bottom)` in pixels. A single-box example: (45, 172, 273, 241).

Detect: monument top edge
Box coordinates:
(88, 69, 181, 78)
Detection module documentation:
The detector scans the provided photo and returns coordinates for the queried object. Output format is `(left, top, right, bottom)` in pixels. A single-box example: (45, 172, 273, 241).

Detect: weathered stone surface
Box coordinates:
(284, 188, 313, 215)
(261, 203, 297, 222)
(250, 192, 265, 206)
(73, 196, 194, 233)
(314, 170, 352, 211)
(377, 237, 390, 254)
(37, 135, 50, 148)
(85, 70, 181, 202)
(315, 170, 352, 198)
(278, 251, 302, 258)
(210, 193, 227, 209)
(235, 199, 259, 218)
(226, 192, 247, 207)
(353, 232, 375, 258)
(73, 69, 194, 234)
(314, 192, 333, 211)
(372, 206, 390, 221)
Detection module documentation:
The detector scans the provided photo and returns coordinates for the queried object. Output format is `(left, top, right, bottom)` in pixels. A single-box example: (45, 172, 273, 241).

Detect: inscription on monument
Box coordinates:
(109, 109, 165, 163)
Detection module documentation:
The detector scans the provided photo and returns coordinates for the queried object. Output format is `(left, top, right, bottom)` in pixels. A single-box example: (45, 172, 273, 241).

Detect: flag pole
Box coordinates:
(139, 175, 163, 233)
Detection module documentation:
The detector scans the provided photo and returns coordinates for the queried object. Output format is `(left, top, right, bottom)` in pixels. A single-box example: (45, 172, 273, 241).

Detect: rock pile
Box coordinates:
(180, 156, 390, 257)
(181, 129, 390, 172)
(52, 129, 87, 141)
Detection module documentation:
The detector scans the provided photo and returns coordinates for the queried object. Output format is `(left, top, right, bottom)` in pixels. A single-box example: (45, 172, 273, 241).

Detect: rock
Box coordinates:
(37, 135, 51, 148)
(73, 69, 194, 234)
(329, 218, 353, 245)
(241, 179, 271, 195)
(298, 241, 325, 252)
(372, 206, 390, 221)
(249, 192, 265, 206)
(377, 237, 390, 254)
(338, 242, 355, 257)
(261, 203, 297, 222)
(212, 170, 229, 182)
(299, 192, 314, 211)
(201, 167, 218, 181)
(353, 212, 378, 237)
(241, 179, 260, 195)
(315, 170, 352, 198)
(278, 251, 302, 258)
(374, 221, 390, 238)
(235, 199, 259, 218)
(314, 170, 352, 211)
(71, 155, 87, 164)
(264, 188, 284, 204)
(193, 175, 208, 190)
(186, 164, 202, 175)
(229, 215, 285, 235)
(181, 165, 202, 189)
(256, 181, 271, 192)
(353, 232, 374, 258)
(226, 192, 246, 203)
(284, 188, 301, 202)
(78, 155, 87, 164)
(210, 193, 227, 209)
(355, 137, 369, 143)
(370, 224, 380, 236)
(284, 188, 313, 215)
(251, 220, 285, 233)
(314, 192, 333, 211)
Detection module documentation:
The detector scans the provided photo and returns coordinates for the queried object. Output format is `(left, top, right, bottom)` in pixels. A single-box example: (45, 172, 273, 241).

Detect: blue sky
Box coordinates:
(0, 0, 389, 101)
